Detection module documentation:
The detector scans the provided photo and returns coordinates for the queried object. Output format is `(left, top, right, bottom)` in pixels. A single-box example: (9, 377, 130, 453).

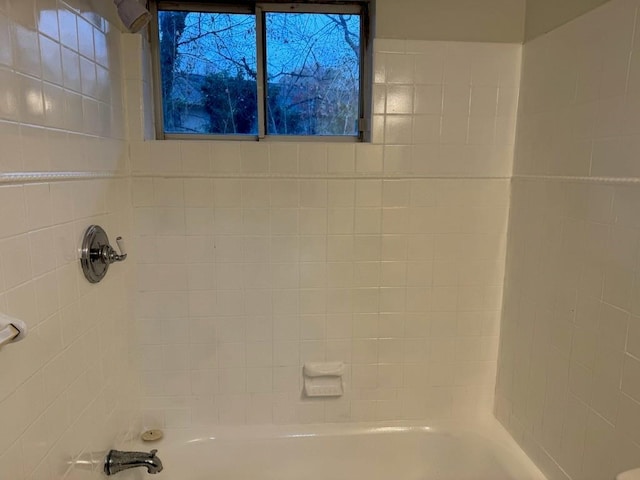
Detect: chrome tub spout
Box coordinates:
(104, 449, 163, 475)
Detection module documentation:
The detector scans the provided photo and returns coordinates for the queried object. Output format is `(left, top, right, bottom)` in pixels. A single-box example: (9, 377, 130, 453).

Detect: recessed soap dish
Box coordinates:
(303, 362, 345, 397)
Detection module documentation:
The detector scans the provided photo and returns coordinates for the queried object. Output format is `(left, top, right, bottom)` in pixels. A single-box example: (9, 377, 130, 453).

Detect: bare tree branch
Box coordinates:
(324, 14, 359, 56)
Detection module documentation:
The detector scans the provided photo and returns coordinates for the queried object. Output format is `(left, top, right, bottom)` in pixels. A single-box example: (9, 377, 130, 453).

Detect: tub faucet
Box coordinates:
(104, 449, 163, 475)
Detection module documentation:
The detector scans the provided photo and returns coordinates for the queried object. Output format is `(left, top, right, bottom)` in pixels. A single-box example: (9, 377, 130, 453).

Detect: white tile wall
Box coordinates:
(130, 40, 522, 426)
(0, 1, 127, 174)
(499, 179, 640, 480)
(497, 0, 640, 479)
(3, 0, 639, 476)
(134, 176, 511, 425)
(515, 0, 640, 180)
(0, 1, 138, 479)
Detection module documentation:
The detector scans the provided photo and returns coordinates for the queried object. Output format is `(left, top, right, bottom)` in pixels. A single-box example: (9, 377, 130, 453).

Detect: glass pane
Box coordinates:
(265, 13, 361, 136)
(158, 11, 257, 135)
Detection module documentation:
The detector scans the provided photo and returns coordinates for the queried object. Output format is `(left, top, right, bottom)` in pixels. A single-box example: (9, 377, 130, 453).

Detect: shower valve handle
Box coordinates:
(116, 236, 127, 258)
(104, 236, 127, 263)
(81, 225, 128, 284)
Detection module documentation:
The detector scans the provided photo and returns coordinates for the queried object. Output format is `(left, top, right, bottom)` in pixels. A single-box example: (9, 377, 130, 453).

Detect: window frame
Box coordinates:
(149, 0, 374, 142)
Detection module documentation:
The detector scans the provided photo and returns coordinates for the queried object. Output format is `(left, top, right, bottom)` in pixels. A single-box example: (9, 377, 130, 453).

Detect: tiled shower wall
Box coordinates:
(496, 0, 640, 478)
(0, 1, 139, 479)
(131, 40, 522, 426)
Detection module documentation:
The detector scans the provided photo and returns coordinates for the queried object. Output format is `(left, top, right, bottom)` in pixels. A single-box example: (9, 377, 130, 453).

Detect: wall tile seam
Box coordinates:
(1, 48, 120, 75)
(9, 385, 117, 479)
(49, 0, 118, 32)
(0, 346, 128, 467)
(373, 40, 524, 55)
(627, 350, 640, 363)
(30, 27, 112, 60)
(0, 73, 117, 105)
(506, 395, 640, 458)
(510, 288, 637, 312)
(0, 117, 125, 136)
(1, 48, 111, 75)
(524, 0, 640, 44)
(0, 172, 127, 184)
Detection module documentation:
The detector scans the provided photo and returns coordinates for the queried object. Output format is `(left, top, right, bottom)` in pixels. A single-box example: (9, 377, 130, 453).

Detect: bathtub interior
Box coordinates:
(116, 418, 545, 480)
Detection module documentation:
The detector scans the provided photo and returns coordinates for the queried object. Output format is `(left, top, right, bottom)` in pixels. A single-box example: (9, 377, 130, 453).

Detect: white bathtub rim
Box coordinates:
(129, 415, 531, 457)
(125, 416, 546, 480)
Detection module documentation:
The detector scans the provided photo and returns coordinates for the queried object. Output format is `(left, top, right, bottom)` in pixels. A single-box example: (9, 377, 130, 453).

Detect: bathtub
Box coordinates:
(120, 418, 545, 480)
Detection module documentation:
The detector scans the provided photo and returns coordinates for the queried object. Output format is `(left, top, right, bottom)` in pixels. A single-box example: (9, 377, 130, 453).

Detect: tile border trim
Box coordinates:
(131, 173, 512, 180)
(0, 172, 126, 185)
(513, 175, 640, 185)
(11, 172, 639, 185)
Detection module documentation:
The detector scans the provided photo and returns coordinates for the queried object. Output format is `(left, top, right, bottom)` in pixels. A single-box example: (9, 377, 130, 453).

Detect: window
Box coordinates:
(150, 1, 373, 141)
